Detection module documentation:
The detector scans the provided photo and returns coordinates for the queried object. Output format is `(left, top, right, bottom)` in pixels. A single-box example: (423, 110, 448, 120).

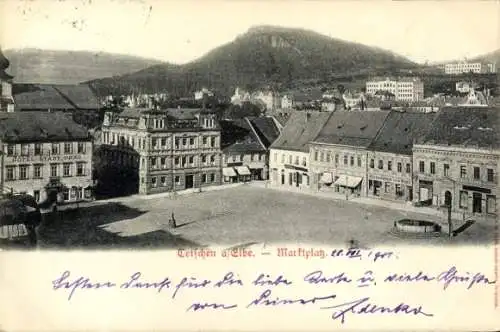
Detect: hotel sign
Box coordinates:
(7, 155, 85, 163)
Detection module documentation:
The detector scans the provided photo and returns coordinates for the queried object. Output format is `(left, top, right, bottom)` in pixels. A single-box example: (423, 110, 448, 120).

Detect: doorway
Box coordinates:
(444, 191, 452, 207)
(185, 175, 194, 189)
(473, 193, 482, 213)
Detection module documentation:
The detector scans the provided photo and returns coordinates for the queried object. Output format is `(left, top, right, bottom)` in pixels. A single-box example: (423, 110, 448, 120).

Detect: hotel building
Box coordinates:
(0, 112, 93, 203)
(100, 107, 222, 195)
(444, 62, 496, 75)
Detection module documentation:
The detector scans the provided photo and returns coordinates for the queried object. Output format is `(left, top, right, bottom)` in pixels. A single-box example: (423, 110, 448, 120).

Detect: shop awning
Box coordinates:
(223, 167, 237, 177)
(334, 175, 363, 188)
(320, 172, 333, 184)
(235, 166, 251, 176)
(247, 162, 266, 169)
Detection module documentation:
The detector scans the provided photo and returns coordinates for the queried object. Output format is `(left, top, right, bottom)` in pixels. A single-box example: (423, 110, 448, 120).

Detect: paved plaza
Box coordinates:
(36, 185, 495, 249)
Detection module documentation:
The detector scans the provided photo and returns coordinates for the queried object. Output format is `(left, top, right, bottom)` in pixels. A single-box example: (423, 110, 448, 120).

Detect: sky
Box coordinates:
(1, 0, 499, 65)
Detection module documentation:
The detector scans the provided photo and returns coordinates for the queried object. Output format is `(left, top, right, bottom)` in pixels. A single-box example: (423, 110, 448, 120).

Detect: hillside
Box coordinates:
(471, 49, 500, 65)
(88, 25, 420, 97)
(4, 48, 164, 84)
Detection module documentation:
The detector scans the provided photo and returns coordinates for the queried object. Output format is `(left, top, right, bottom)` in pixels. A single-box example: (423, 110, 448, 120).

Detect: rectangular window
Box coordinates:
(63, 163, 71, 177)
(210, 173, 215, 182)
(189, 156, 194, 165)
(344, 155, 348, 165)
(473, 167, 480, 180)
(370, 159, 374, 168)
(388, 161, 392, 171)
(378, 160, 383, 170)
(182, 138, 187, 146)
(34, 143, 42, 156)
(161, 176, 166, 186)
(288, 155, 292, 164)
(350, 156, 354, 166)
(320, 152, 324, 162)
(151, 157, 157, 168)
(302, 157, 307, 167)
(430, 162, 435, 174)
(487, 195, 496, 214)
(64, 142, 72, 154)
(161, 138, 167, 147)
(203, 136, 208, 145)
(189, 137, 195, 146)
(175, 138, 180, 149)
(6, 166, 14, 181)
(7, 144, 14, 156)
(151, 177, 157, 187)
(19, 165, 28, 180)
(295, 156, 300, 165)
(21, 144, 29, 156)
(77, 142, 85, 154)
(357, 157, 361, 167)
(326, 153, 331, 163)
(444, 164, 450, 177)
(384, 182, 391, 193)
(406, 163, 411, 173)
(50, 164, 58, 177)
(314, 151, 318, 161)
(210, 155, 215, 164)
(419, 161, 425, 173)
(76, 163, 85, 176)
(52, 143, 59, 155)
(175, 176, 180, 185)
(281, 154, 285, 163)
(160, 157, 166, 168)
(33, 165, 42, 178)
(63, 188, 69, 201)
(211, 137, 216, 147)
(174, 157, 179, 166)
(459, 191, 468, 208)
(487, 169, 494, 182)
(397, 162, 402, 173)
(33, 190, 40, 203)
(202, 174, 207, 183)
(460, 165, 467, 178)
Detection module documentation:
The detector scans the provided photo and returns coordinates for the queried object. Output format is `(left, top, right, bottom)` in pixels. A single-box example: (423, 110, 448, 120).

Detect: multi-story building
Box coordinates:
(0, 112, 93, 203)
(281, 95, 294, 109)
(309, 110, 390, 197)
(366, 111, 437, 201)
(220, 117, 280, 183)
(444, 62, 496, 75)
(366, 77, 424, 102)
(413, 107, 498, 218)
(269, 111, 331, 190)
(100, 107, 222, 195)
(0, 48, 14, 113)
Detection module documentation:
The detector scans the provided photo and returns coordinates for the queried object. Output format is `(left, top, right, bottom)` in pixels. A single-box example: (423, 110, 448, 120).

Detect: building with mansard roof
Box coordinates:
(99, 107, 221, 195)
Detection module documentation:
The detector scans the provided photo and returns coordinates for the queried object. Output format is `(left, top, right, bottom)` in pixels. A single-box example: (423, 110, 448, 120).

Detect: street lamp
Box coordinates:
(443, 175, 456, 238)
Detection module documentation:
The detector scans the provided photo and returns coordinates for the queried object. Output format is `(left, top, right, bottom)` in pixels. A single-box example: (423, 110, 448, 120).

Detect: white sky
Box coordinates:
(1, 0, 499, 64)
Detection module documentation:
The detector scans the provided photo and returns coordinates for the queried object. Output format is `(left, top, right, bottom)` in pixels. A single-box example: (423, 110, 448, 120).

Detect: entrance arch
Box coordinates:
(444, 191, 452, 207)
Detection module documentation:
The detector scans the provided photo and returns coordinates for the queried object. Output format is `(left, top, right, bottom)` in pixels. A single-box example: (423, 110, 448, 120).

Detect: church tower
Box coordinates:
(0, 47, 14, 112)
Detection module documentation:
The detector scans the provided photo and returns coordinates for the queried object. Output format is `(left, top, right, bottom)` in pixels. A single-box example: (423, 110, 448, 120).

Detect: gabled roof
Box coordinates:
(416, 107, 500, 149)
(53, 84, 100, 109)
(249, 116, 281, 149)
(13, 84, 76, 110)
(312, 110, 390, 148)
(0, 111, 89, 142)
(271, 111, 331, 152)
(220, 118, 267, 154)
(368, 111, 438, 155)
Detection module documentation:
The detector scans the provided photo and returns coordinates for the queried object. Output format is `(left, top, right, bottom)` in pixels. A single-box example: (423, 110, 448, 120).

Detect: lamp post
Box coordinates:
(444, 175, 456, 238)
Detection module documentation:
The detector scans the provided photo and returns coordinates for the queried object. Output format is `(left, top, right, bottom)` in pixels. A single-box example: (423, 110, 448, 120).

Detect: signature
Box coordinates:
(321, 297, 433, 324)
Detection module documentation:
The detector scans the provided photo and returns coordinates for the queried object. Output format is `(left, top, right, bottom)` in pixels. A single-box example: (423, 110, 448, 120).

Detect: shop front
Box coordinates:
(235, 166, 251, 182)
(223, 167, 238, 183)
(333, 174, 363, 197)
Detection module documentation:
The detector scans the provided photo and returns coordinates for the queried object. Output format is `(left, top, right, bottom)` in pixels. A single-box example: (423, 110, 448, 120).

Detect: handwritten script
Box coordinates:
(51, 248, 495, 325)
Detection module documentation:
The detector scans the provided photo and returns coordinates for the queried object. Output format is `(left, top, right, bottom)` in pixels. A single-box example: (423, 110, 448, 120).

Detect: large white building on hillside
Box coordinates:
(444, 62, 496, 75)
(366, 77, 424, 102)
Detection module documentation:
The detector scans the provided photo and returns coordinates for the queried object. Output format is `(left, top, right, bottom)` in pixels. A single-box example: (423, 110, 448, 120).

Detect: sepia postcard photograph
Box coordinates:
(0, 0, 499, 331)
